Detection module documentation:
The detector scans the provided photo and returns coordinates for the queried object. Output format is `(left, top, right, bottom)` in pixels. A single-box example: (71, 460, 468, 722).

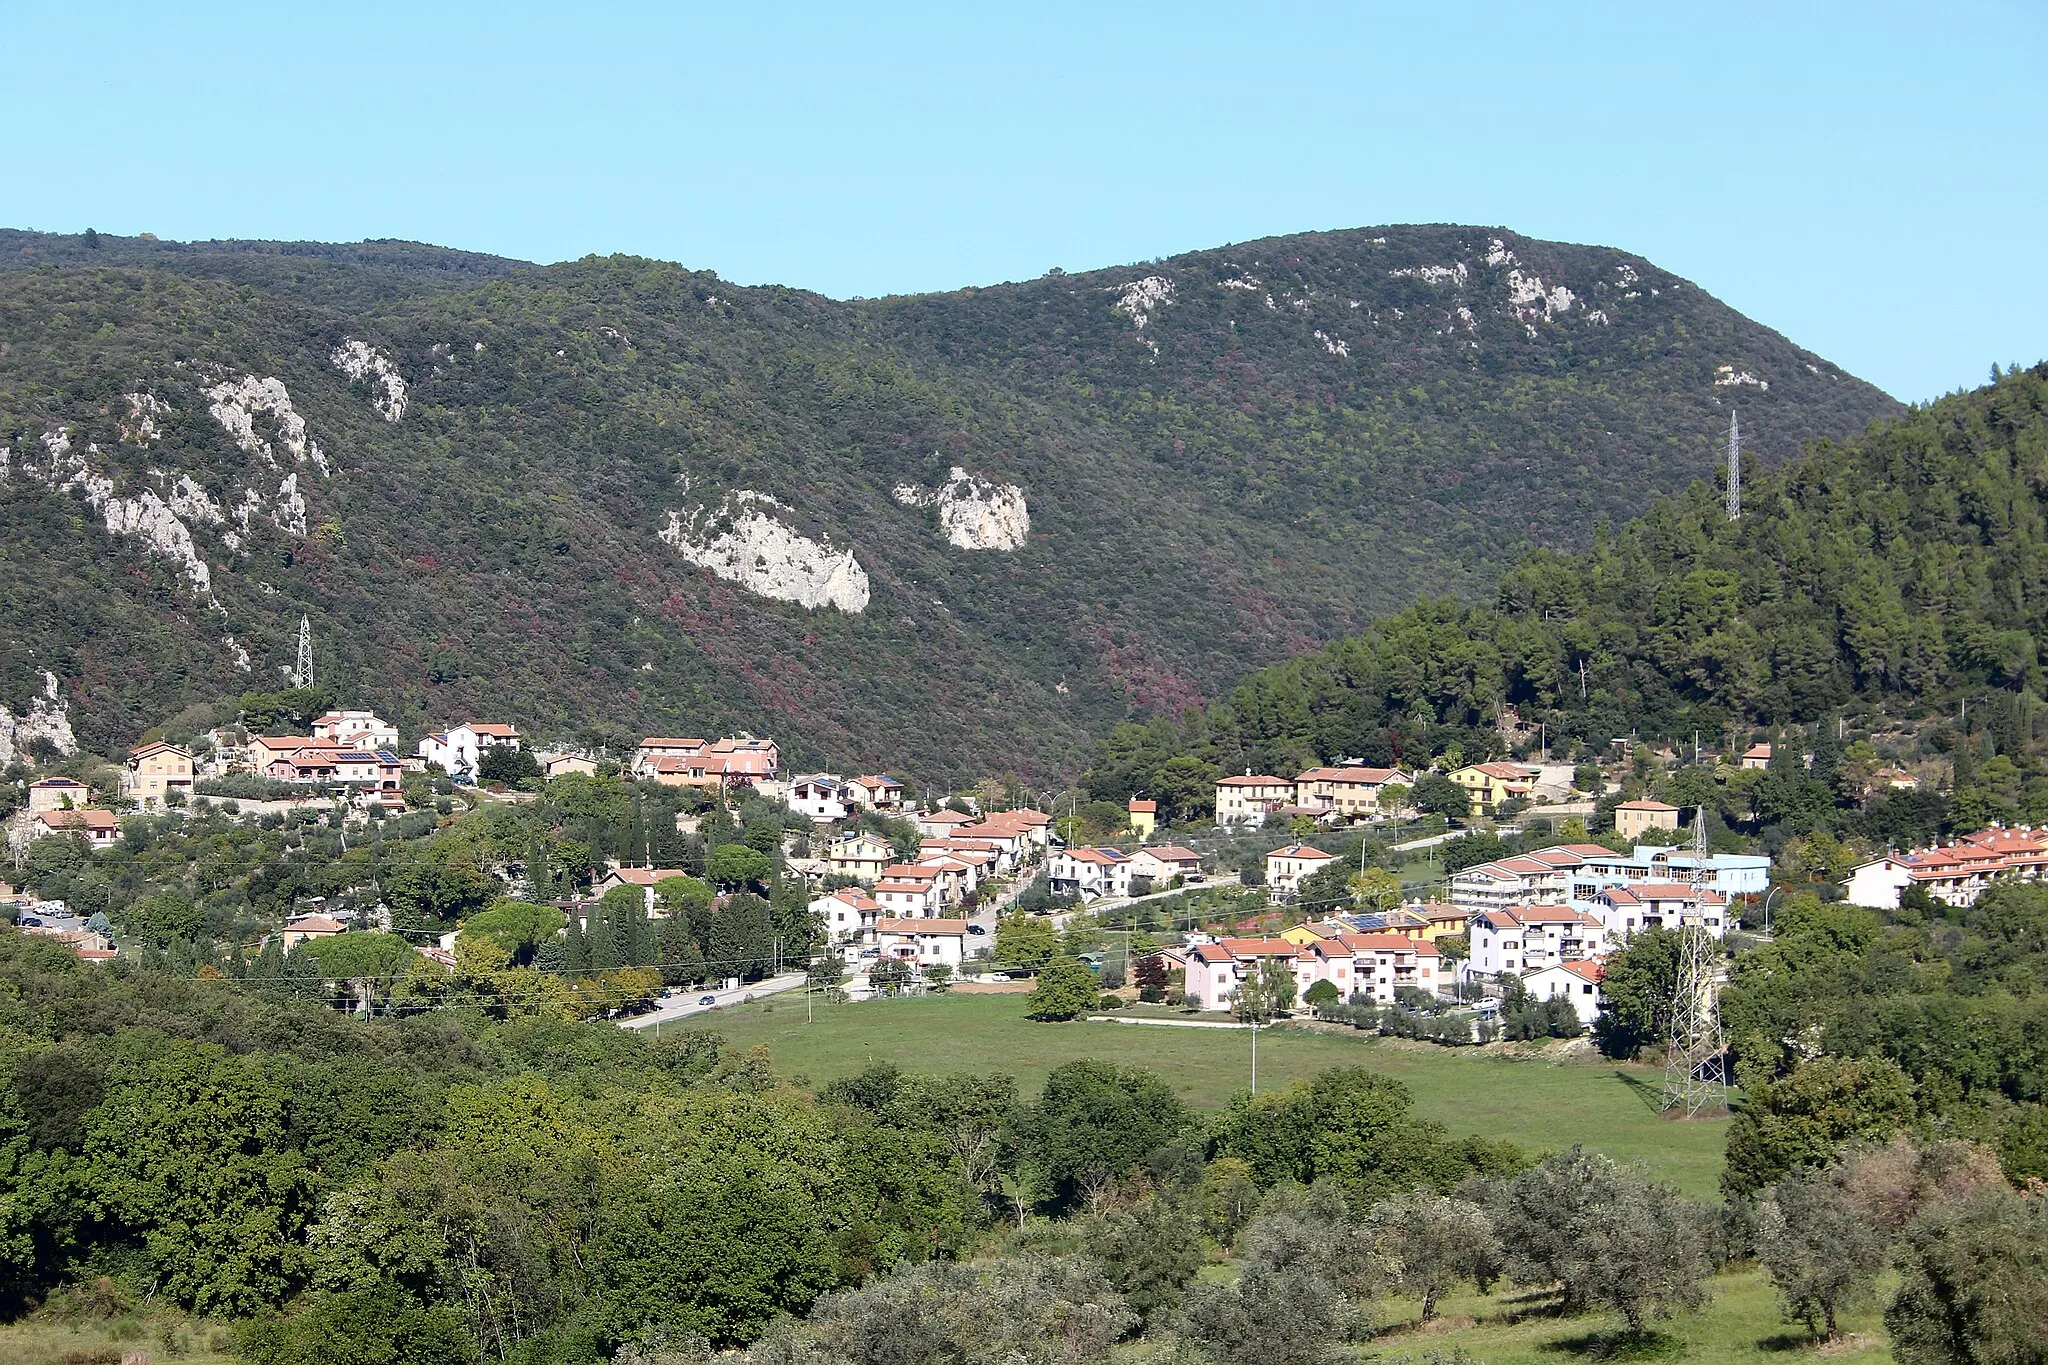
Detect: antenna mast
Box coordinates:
(1725, 410, 1742, 521)
(291, 614, 314, 689)
(1662, 804, 1728, 1117)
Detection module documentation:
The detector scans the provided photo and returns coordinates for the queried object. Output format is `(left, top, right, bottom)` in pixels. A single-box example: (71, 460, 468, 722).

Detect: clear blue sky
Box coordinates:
(5, 1, 2041, 401)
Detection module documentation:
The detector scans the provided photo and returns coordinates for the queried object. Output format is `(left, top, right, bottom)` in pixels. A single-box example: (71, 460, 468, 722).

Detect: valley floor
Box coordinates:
(676, 992, 1730, 1197)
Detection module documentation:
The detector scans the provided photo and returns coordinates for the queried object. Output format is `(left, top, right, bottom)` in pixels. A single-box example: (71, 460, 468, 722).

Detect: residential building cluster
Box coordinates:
(1843, 824, 2048, 910)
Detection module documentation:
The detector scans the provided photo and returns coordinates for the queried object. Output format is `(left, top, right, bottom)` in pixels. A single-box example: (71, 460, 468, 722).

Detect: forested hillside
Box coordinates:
(0, 226, 1894, 778)
(1085, 365, 2048, 806)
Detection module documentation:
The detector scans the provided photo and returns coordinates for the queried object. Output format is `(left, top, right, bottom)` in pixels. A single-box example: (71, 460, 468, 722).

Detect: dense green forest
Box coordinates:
(1085, 365, 2048, 816)
(0, 225, 1893, 780)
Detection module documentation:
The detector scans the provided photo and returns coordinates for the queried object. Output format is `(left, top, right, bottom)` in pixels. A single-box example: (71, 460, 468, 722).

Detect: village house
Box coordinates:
(1295, 932, 1443, 1004)
(1446, 761, 1540, 814)
(1185, 938, 1301, 1011)
(1292, 765, 1412, 820)
(278, 913, 347, 951)
(634, 737, 708, 774)
(873, 917, 967, 969)
(1870, 766, 1921, 792)
(537, 752, 599, 779)
(1613, 799, 1681, 840)
(1265, 843, 1339, 899)
(916, 809, 978, 840)
(873, 871, 944, 918)
(1593, 882, 1731, 940)
(1406, 901, 1470, 941)
(1844, 824, 2048, 910)
(788, 774, 854, 823)
(1047, 846, 1132, 900)
(950, 820, 1030, 867)
(312, 709, 400, 751)
(826, 832, 895, 883)
(1467, 906, 1608, 977)
(26, 777, 90, 814)
(418, 722, 521, 779)
(31, 807, 120, 850)
(1125, 843, 1203, 888)
(593, 866, 692, 910)
(1126, 799, 1157, 839)
(1740, 743, 1774, 770)
(1215, 774, 1295, 825)
(845, 775, 905, 812)
(332, 749, 404, 790)
(1523, 959, 1605, 1026)
(812, 886, 882, 945)
(125, 741, 195, 809)
(913, 854, 978, 903)
(1450, 842, 1766, 913)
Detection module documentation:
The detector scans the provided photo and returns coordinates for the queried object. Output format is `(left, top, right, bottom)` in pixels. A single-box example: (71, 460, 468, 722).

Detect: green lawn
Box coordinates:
(675, 993, 1731, 1197)
(1353, 1266, 1894, 1365)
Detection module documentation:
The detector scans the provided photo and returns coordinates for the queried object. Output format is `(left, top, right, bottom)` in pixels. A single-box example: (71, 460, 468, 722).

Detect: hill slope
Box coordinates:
(1083, 365, 2048, 803)
(0, 226, 1897, 777)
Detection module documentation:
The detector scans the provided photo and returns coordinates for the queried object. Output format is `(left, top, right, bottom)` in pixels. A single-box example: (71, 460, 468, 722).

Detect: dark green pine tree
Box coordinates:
(249, 937, 286, 993)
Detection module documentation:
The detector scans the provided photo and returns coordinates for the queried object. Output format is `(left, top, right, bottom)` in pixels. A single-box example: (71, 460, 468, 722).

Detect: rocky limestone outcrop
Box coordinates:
(891, 467, 1030, 551)
(206, 374, 329, 475)
(6, 428, 219, 602)
(659, 492, 869, 612)
(331, 339, 409, 421)
(121, 391, 167, 444)
(0, 672, 79, 768)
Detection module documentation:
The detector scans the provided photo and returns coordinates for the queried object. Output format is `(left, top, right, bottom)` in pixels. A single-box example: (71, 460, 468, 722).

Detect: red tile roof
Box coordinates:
(876, 917, 967, 934)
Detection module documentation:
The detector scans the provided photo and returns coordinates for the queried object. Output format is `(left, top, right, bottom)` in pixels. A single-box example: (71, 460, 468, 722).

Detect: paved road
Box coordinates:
(618, 970, 809, 1030)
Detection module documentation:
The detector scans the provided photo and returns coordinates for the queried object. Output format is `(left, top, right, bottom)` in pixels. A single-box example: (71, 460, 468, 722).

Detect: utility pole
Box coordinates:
(1725, 409, 1742, 521)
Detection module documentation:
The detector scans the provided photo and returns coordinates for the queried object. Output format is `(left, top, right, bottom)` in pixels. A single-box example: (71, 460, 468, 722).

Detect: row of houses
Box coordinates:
(1843, 824, 2048, 910)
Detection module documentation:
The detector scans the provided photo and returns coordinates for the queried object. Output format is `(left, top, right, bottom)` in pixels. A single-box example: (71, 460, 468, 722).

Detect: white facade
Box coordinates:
(1047, 847, 1132, 900)
(312, 710, 400, 752)
(873, 918, 966, 968)
(1266, 844, 1337, 898)
(1215, 775, 1294, 824)
(1468, 908, 1608, 977)
(812, 887, 881, 944)
(1523, 961, 1604, 1025)
(788, 775, 854, 823)
(417, 722, 520, 779)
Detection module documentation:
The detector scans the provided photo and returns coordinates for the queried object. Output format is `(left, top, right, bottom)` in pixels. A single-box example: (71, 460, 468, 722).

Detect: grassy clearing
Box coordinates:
(674, 993, 1730, 1197)
(1353, 1267, 1894, 1365)
(0, 1312, 235, 1365)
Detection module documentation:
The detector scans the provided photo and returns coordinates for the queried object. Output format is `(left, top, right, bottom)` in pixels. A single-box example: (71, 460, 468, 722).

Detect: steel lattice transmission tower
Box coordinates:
(1725, 410, 1742, 521)
(291, 614, 314, 689)
(1661, 805, 1729, 1116)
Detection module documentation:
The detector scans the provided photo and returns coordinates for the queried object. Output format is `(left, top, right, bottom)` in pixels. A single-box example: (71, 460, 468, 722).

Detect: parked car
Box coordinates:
(18, 917, 42, 928)
(965, 923, 987, 935)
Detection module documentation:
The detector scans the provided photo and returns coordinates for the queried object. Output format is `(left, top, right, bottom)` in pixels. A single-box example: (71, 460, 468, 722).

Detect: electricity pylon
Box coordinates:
(1661, 806, 1728, 1116)
(1725, 410, 1742, 521)
(291, 614, 313, 689)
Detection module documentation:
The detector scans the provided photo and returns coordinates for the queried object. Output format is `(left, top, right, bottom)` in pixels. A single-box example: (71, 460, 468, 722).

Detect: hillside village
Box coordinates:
(3, 684, 2018, 1035)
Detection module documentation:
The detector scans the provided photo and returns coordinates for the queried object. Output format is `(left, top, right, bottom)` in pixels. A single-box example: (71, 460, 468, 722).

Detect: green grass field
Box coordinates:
(674, 993, 1731, 1198)
(1357, 1266, 1894, 1365)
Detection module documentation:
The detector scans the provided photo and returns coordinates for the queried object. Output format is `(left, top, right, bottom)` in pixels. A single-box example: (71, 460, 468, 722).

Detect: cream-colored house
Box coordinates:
(126, 742, 195, 809)
(1613, 799, 1680, 840)
(1293, 766, 1411, 819)
(26, 777, 90, 814)
(1216, 774, 1294, 825)
(1266, 843, 1338, 898)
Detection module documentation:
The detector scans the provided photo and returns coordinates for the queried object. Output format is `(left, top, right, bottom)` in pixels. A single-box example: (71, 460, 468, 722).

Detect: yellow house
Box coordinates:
(127, 742, 195, 808)
(1614, 799, 1680, 840)
(1127, 798, 1157, 839)
(1447, 762, 1538, 813)
(1406, 901, 1471, 942)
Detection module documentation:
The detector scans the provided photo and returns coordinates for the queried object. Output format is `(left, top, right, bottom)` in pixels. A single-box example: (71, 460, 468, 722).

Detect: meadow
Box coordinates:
(677, 992, 1732, 1198)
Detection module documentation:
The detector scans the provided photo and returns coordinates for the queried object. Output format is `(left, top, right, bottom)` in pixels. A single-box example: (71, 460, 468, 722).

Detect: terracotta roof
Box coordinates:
(464, 722, 520, 737)
(1336, 932, 1431, 952)
(854, 775, 903, 788)
(1127, 799, 1157, 812)
(28, 777, 87, 789)
(284, 914, 347, 933)
(1268, 843, 1335, 860)
(876, 917, 967, 934)
(639, 737, 707, 748)
(874, 880, 937, 895)
(605, 867, 690, 886)
(1556, 960, 1606, 983)
(129, 740, 190, 759)
(1218, 937, 1301, 957)
(827, 888, 884, 911)
(1616, 799, 1679, 811)
(1218, 775, 1290, 787)
(38, 808, 118, 831)
(1140, 844, 1203, 862)
(1296, 766, 1404, 783)
(920, 810, 974, 824)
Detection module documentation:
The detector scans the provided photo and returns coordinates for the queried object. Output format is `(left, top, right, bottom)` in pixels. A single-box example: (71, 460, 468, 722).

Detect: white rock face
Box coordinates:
(207, 375, 329, 475)
(8, 428, 219, 601)
(1313, 330, 1350, 359)
(1390, 262, 1469, 287)
(236, 471, 307, 539)
(659, 494, 869, 612)
(1112, 276, 1174, 353)
(0, 672, 79, 768)
(1715, 365, 1769, 390)
(892, 467, 1030, 550)
(1485, 237, 1575, 334)
(331, 338, 409, 421)
(121, 391, 167, 444)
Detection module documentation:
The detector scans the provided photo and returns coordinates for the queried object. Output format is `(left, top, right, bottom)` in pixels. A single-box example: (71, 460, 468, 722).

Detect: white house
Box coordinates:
(1047, 846, 1132, 900)
(1523, 959, 1605, 1026)
(917, 809, 978, 840)
(873, 869, 944, 917)
(1842, 826, 2048, 910)
(1126, 844, 1203, 887)
(312, 710, 399, 752)
(1468, 907, 1608, 977)
(1265, 843, 1338, 899)
(1592, 882, 1731, 940)
(418, 721, 520, 779)
(812, 887, 882, 945)
(873, 917, 967, 969)
(1293, 932, 1442, 1004)
(788, 774, 854, 823)
(845, 775, 906, 812)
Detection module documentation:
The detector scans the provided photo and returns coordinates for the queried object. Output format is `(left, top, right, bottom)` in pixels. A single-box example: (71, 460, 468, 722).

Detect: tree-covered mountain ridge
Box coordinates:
(1084, 364, 2048, 800)
(0, 225, 1896, 779)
